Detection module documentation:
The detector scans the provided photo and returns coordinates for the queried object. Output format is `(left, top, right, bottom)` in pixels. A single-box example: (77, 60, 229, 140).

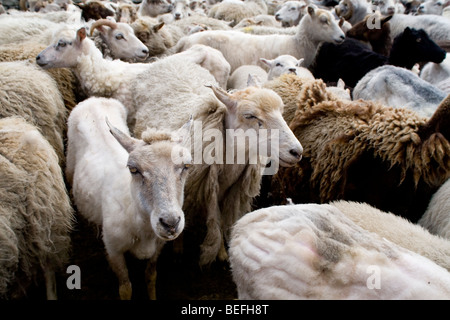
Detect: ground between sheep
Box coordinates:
(55, 212, 238, 300)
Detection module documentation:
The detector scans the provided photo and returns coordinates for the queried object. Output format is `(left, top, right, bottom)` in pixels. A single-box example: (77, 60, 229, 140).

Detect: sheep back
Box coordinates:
(0, 116, 74, 299)
(0, 60, 68, 164)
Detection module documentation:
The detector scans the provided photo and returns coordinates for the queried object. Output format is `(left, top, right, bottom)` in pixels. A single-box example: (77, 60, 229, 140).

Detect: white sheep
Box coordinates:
(35, 25, 153, 127)
(260, 55, 315, 80)
(419, 177, 450, 240)
(138, 0, 173, 17)
(389, 12, 450, 42)
(274, 0, 308, 27)
(66, 96, 193, 300)
(0, 60, 67, 164)
(229, 203, 450, 299)
(89, 18, 149, 61)
(232, 14, 282, 28)
(175, 5, 346, 72)
(208, 0, 268, 27)
(130, 57, 303, 266)
(334, 0, 372, 25)
(353, 65, 447, 118)
(420, 53, 450, 93)
(0, 116, 74, 300)
(227, 64, 269, 90)
(417, 0, 445, 15)
(0, 15, 61, 45)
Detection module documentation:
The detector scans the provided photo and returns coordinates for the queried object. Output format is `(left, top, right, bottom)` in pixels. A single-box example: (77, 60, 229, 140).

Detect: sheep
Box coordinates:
(0, 15, 61, 45)
(260, 54, 315, 80)
(35, 25, 153, 128)
(90, 18, 150, 61)
(388, 12, 450, 42)
(175, 5, 346, 73)
(417, 0, 445, 15)
(353, 65, 447, 118)
(274, 0, 308, 27)
(331, 200, 450, 271)
(0, 60, 67, 164)
(115, 2, 138, 23)
(131, 17, 186, 59)
(138, 0, 173, 17)
(0, 41, 79, 112)
(130, 57, 303, 266)
(334, 0, 372, 25)
(372, 0, 405, 15)
(171, 14, 233, 32)
(420, 53, 450, 86)
(345, 12, 393, 56)
(228, 202, 450, 299)
(74, 0, 115, 22)
(266, 79, 450, 224)
(419, 176, 450, 239)
(0, 116, 74, 300)
(158, 0, 192, 23)
(227, 64, 269, 90)
(207, 0, 268, 27)
(233, 14, 282, 28)
(311, 26, 446, 88)
(66, 96, 193, 300)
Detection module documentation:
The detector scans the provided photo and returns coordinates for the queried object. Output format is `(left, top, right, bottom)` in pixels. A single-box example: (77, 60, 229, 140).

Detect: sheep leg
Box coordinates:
(218, 236, 229, 262)
(107, 253, 132, 300)
(44, 267, 57, 300)
(145, 259, 157, 300)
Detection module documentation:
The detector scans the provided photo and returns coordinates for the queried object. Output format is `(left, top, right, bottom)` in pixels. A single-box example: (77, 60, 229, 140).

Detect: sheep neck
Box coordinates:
(294, 21, 322, 67)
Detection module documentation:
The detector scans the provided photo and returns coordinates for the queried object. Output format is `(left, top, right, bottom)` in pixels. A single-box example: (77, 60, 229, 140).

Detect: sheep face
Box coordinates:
(36, 27, 84, 69)
(108, 119, 192, 241)
(132, 20, 168, 57)
(306, 6, 345, 44)
(140, 0, 174, 17)
(93, 21, 150, 60)
(210, 86, 303, 168)
(274, 0, 307, 27)
(261, 55, 313, 80)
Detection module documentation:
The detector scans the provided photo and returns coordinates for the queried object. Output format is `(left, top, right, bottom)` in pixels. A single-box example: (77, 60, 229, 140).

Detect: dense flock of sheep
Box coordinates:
(1, 0, 450, 300)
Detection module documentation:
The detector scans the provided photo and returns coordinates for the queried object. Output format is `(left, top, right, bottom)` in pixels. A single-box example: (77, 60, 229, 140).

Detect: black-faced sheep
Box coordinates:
(66, 97, 192, 300)
(311, 27, 446, 88)
(229, 202, 450, 299)
(264, 74, 450, 224)
(0, 116, 74, 300)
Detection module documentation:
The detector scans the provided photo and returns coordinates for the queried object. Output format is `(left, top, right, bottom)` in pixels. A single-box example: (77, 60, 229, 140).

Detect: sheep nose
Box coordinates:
(275, 13, 281, 21)
(175, 12, 181, 18)
(340, 34, 345, 40)
(142, 48, 149, 55)
(159, 216, 181, 233)
(289, 148, 302, 160)
(288, 67, 297, 73)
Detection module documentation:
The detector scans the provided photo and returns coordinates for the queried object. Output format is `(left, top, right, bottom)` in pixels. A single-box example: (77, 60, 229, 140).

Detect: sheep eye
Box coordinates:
(57, 40, 66, 48)
(416, 38, 422, 42)
(289, 7, 295, 10)
(128, 166, 140, 175)
(275, 63, 282, 67)
(115, 33, 125, 40)
(182, 163, 192, 172)
(245, 114, 257, 120)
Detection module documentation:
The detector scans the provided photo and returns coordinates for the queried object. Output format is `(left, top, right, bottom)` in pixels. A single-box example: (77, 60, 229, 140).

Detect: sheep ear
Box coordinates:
(207, 85, 238, 113)
(153, 22, 165, 32)
(172, 115, 193, 146)
(260, 58, 272, 68)
(296, 58, 305, 67)
(381, 15, 393, 25)
(106, 117, 140, 153)
(337, 78, 345, 88)
(307, 5, 315, 17)
(76, 27, 87, 43)
(247, 74, 262, 88)
(419, 94, 450, 141)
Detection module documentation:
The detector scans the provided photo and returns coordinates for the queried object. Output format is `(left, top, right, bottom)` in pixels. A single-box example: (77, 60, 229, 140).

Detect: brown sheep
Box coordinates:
(262, 74, 450, 224)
